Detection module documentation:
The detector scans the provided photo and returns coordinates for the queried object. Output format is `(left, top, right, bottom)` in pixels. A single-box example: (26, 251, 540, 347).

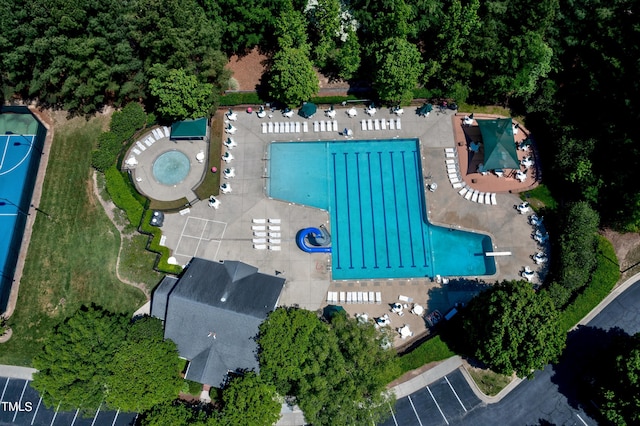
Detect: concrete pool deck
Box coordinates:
(153, 106, 542, 344)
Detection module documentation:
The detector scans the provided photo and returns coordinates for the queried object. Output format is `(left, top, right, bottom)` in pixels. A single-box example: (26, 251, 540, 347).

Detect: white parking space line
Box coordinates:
(112, 408, 120, 426)
(90, 404, 101, 426)
(70, 408, 79, 425)
(0, 376, 9, 401)
(388, 402, 399, 426)
(426, 386, 449, 425)
(576, 413, 588, 425)
(13, 380, 29, 422)
(50, 402, 60, 426)
(407, 395, 424, 426)
(444, 375, 467, 412)
(30, 396, 42, 425)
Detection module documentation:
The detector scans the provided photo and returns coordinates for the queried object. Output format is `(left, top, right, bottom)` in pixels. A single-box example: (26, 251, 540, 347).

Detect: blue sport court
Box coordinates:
(268, 139, 496, 280)
(0, 109, 46, 312)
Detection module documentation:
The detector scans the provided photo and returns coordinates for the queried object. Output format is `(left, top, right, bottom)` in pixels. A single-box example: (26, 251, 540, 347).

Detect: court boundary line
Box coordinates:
(0, 134, 36, 176)
(175, 217, 227, 260)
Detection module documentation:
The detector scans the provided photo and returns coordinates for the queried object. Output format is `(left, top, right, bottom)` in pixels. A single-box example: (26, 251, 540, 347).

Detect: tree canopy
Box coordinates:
(373, 37, 424, 104)
(462, 281, 566, 377)
(258, 307, 398, 425)
(32, 308, 182, 414)
(31, 305, 129, 412)
(221, 372, 281, 426)
(149, 69, 215, 122)
(105, 317, 183, 412)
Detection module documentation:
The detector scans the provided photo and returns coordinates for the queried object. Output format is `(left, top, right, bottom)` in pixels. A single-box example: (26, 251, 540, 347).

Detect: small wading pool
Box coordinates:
(153, 150, 190, 185)
(268, 139, 496, 280)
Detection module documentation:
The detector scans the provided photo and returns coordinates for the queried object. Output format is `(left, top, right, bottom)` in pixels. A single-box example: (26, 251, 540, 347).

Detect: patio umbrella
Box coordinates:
(399, 325, 412, 338)
(299, 102, 317, 118)
(323, 304, 346, 321)
(417, 103, 433, 116)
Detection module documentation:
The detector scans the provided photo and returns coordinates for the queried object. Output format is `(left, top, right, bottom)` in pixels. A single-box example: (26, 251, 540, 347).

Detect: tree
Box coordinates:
(258, 307, 397, 425)
(373, 37, 423, 104)
(333, 28, 361, 80)
(221, 372, 281, 426)
(149, 68, 214, 122)
(109, 102, 147, 141)
(268, 48, 319, 107)
(105, 317, 183, 412)
(592, 332, 640, 425)
(138, 400, 210, 426)
(31, 305, 129, 412)
(463, 281, 566, 377)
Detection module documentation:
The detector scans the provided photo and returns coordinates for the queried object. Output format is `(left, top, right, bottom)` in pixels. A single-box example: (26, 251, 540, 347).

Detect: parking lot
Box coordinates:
(0, 376, 136, 426)
(380, 369, 483, 426)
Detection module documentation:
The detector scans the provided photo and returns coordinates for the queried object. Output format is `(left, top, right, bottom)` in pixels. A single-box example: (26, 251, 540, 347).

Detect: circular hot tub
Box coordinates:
(153, 151, 190, 185)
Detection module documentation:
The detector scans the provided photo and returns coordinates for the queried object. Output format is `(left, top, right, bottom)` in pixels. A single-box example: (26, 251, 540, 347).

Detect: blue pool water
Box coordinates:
(268, 140, 495, 280)
(153, 150, 190, 185)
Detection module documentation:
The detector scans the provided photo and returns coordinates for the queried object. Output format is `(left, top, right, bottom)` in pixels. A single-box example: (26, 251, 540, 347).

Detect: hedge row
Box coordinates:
(104, 166, 144, 226)
(91, 102, 147, 171)
(558, 235, 620, 332)
(139, 210, 183, 275)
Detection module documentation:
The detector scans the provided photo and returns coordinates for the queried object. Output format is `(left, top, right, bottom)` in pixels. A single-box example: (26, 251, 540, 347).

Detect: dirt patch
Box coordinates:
(601, 229, 640, 279)
(225, 47, 350, 95)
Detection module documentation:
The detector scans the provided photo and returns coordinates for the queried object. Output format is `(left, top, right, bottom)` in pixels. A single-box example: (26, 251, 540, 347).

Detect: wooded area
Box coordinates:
(1, 0, 638, 229)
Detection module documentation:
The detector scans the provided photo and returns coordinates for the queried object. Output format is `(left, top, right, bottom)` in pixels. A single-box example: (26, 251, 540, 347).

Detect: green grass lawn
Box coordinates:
(0, 115, 146, 366)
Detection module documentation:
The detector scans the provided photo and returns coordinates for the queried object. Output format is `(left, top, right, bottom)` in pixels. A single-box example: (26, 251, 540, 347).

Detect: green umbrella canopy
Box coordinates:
(417, 103, 433, 115)
(299, 103, 317, 118)
(322, 304, 346, 321)
(477, 118, 520, 170)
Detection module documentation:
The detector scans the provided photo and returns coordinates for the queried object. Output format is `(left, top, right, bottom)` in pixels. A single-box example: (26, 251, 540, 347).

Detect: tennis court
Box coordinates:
(0, 110, 46, 312)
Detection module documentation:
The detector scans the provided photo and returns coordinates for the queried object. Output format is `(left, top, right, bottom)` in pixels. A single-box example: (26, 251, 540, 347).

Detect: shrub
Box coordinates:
(104, 166, 144, 227)
(219, 92, 263, 106)
(558, 236, 620, 332)
(91, 132, 122, 171)
(110, 102, 147, 141)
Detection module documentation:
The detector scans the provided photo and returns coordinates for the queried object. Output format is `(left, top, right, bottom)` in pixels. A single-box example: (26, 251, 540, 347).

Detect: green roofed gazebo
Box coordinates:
(476, 118, 520, 170)
(170, 117, 208, 140)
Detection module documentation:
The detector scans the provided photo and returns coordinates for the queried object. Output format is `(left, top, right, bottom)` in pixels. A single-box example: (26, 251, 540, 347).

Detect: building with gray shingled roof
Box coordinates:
(151, 258, 285, 387)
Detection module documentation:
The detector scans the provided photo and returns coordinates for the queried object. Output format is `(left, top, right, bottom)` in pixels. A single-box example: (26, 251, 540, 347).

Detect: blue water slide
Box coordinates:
(296, 227, 332, 253)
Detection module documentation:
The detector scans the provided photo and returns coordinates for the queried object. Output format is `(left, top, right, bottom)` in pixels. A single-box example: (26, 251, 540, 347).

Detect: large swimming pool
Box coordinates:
(268, 139, 495, 280)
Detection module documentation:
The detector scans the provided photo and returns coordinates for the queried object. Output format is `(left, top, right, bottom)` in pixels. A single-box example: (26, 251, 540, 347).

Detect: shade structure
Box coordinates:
(477, 118, 520, 170)
(417, 103, 433, 115)
(323, 304, 346, 321)
(299, 103, 317, 118)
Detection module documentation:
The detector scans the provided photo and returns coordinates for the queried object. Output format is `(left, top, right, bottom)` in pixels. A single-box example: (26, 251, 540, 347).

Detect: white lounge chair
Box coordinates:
(273, 122, 280, 133)
(471, 190, 479, 202)
(269, 245, 281, 251)
(381, 119, 386, 130)
(261, 123, 267, 134)
(220, 183, 232, 194)
(269, 218, 281, 224)
(313, 121, 319, 132)
(369, 291, 375, 304)
(376, 292, 382, 304)
(136, 141, 146, 151)
(254, 244, 267, 250)
(459, 187, 469, 196)
(446, 159, 456, 165)
(252, 218, 266, 224)
(303, 122, 308, 132)
(361, 120, 366, 131)
(284, 122, 290, 133)
(396, 119, 401, 129)
(485, 193, 492, 204)
(163, 126, 171, 137)
(280, 122, 286, 133)
(253, 238, 267, 244)
(362, 292, 368, 303)
(269, 226, 281, 231)
(374, 119, 380, 130)
(295, 122, 301, 132)
(332, 120, 338, 132)
(269, 239, 281, 244)
(453, 182, 463, 189)
(491, 193, 497, 205)
(252, 225, 266, 231)
(269, 232, 281, 238)
(347, 292, 352, 304)
(340, 292, 346, 302)
(132, 148, 141, 155)
(254, 232, 267, 237)
(268, 122, 273, 133)
(320, 121, 326, 132)
(477, 192, 485, 203)
(389, 119, 395, 130)
(367, 119, 373, 130)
